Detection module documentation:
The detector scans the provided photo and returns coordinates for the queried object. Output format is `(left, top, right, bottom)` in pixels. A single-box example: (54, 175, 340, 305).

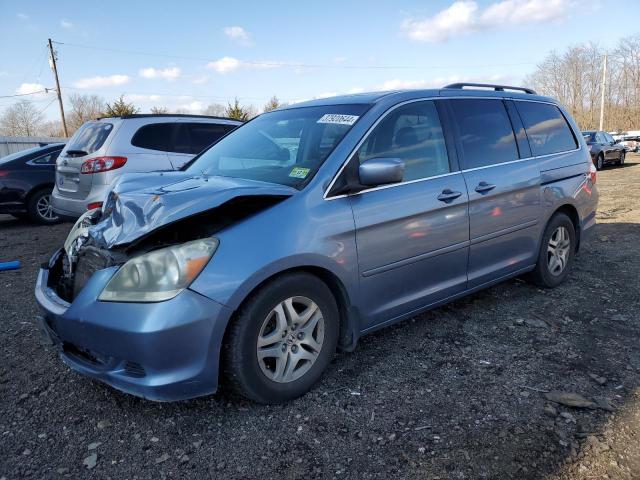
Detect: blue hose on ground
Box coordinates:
(0, 261, 21, 271)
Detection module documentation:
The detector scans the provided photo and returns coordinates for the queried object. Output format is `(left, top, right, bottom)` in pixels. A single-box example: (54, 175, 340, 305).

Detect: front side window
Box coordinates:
(66, 122, 113, 155)
(515, 101, 577, 156)
(185, 104, 369, 189)
(449, 99, 519, 169)
(355, 100, 449, 181)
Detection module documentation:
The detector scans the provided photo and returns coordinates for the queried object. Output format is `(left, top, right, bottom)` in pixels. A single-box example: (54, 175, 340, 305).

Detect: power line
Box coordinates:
(0, 90, 52, 99)
(52, 40, 536, 70)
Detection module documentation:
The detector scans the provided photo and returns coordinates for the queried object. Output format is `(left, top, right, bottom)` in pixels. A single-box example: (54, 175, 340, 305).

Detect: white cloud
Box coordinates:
(401, 0, 572, 42)
(122, 94, 206, 113)
(17, 13, 29, 20)
(0, 71, 8, 77)
(139, 67, 181, 81)
(73, 74, 131, 89)
(192, 74, 210, 84)
(224, 26, 252, 45)
(206, 57, 285, 74)
(60, 19, 73, 29)
(207, 57, 242, 74)
(378, 74, 510, 91)
(347, 87, 365, 94)
(16, 83, 46, 95)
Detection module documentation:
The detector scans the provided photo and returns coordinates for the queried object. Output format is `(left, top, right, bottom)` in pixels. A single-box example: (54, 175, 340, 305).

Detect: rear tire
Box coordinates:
(531, 212, 576, 288)
(223, 272, 339, 404)
(27, 188, 60, 225)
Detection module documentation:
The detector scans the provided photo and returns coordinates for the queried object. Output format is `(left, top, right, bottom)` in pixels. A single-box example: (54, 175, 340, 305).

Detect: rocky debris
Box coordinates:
(83, 453, 97, 470)
(589, 373, 607, 385)
(155, 453, 170, 464)
(87, 441, 101, 450)
(544, 391, 596, 409)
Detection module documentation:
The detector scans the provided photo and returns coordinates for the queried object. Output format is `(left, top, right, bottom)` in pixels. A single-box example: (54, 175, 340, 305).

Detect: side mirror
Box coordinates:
(358, 158, 405, 187)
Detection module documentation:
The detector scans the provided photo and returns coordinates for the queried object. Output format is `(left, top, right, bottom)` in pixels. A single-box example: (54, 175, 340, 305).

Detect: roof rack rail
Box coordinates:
(95, 113, 240, 121)
(444, 83, 537, 95)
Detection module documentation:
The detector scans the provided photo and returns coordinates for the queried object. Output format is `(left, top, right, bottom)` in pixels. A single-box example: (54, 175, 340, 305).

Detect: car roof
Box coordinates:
(285, 84, 557, 110)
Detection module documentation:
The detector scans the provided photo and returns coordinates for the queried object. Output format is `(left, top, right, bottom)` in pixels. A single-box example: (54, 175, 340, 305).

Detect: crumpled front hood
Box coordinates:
(88, 172, 297, 248)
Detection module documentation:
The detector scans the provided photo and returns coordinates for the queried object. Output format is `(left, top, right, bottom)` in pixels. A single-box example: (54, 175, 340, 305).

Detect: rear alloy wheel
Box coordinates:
(224, 272, 339, 403)
(530, 212, 576, 288)
(596, 154, 604, 171)
(27, 189, 60, 225)
(618, 151, 625, 166)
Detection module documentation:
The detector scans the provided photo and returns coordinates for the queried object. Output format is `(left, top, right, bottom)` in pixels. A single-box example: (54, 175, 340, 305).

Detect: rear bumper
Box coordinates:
(51, 184, 111, 218)
(34, 252, 233, 401)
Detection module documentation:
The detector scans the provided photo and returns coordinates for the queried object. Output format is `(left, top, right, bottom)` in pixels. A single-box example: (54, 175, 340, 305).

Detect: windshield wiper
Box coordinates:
(65, 149, 88, 157)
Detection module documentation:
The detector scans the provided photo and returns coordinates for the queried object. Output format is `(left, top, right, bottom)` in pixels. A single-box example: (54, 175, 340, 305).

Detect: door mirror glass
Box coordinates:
(358, 158, 405, 186)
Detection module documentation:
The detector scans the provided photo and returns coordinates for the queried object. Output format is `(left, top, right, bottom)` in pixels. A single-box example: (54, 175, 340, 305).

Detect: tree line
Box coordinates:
(0, 94, 286, 137)
(524, 33, 639, 132)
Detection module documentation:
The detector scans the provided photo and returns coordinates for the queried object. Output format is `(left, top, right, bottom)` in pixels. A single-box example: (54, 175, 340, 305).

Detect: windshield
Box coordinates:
(65, 121, 113, 155)
(184, 104, 369, 188)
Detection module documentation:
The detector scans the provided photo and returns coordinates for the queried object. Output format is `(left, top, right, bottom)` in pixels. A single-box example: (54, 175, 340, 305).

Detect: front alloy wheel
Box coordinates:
(224, 272, 339, 403)
(257, 296, 324, 383)
(619, 151, 625, 166)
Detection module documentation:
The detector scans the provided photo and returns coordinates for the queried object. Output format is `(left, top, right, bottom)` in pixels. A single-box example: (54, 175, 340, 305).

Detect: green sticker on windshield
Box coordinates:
(289, 167, 310, 179)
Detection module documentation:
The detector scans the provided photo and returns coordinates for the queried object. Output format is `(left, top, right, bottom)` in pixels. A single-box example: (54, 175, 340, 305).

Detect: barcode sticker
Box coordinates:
(317, 114, 359, 126)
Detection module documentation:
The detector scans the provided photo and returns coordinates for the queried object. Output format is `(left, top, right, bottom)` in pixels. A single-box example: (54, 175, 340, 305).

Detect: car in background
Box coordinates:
(619, 135, 640, 153)
(582, 130, 626, 170)
(51, 114, 242, 218)
(0, 143, 65, 224)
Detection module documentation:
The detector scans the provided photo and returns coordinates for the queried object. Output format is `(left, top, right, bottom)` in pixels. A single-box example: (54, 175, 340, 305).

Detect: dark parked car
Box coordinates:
(0, 143, 65, 224)
(582, 130, 626, 170)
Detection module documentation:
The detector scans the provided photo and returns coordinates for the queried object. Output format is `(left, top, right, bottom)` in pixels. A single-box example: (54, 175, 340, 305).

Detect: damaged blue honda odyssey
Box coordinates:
(35, 84, 599, 403)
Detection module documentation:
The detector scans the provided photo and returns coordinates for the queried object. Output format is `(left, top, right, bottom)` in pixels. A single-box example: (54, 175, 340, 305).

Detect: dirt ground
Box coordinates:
(1, 155, 638, 480)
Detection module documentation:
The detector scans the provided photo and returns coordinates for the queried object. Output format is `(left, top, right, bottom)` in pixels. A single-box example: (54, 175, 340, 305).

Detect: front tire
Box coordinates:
(531, 213, 576, 288)
(27, 189, 60, 225)
(618, 151, 625, 166)
(223, 272, 339, 403)
(596, 154, 604, 171)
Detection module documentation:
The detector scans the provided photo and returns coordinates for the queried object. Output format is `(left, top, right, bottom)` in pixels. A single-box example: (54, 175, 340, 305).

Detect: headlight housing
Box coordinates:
(98, 238, 219, 302)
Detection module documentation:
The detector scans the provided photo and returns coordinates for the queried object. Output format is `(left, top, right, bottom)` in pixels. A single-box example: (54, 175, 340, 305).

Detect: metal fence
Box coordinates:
(0, 136, 67, 158)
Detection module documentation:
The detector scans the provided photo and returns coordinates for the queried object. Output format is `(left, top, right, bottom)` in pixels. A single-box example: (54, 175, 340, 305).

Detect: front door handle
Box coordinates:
(437, 189, 462, 202)
(475, 182, 497, 194)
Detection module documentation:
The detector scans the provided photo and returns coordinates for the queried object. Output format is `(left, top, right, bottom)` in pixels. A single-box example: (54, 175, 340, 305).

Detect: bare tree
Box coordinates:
(202, 103, 226, 117)
(150, 106, 168, 114)
(40, 120, 63, 137)
(263, 95, 287, 112)
(67, 93, 105, 132)
(525, 34, 640, 131)
(0, 100, 45, 136)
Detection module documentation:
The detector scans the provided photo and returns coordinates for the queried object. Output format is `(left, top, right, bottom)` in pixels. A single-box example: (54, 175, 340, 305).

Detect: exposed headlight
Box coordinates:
(98, 238, 219, 302)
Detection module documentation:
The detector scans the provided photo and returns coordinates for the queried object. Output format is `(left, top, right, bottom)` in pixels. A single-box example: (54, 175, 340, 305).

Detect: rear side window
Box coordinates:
(356, 100, 449, 181)
(186, 123, 234, 154)
(449, 99, 519, 169)
(515, 101, 577, 156)
(131, 123, 173, 151)
(66, 122, 113, 155)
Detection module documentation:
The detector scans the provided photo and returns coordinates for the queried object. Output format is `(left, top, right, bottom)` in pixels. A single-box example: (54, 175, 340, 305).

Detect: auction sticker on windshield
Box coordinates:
(289, 167, 310, 179)
(317, 114, 359, 126)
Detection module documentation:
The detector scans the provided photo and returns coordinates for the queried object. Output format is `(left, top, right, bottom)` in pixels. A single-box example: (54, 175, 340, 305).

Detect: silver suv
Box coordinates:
(52, 114, 241, 217)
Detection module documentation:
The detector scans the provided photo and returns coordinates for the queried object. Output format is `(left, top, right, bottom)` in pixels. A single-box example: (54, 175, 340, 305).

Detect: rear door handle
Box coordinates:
(475, 182, 497, 194)
(437, 189, 462, 202)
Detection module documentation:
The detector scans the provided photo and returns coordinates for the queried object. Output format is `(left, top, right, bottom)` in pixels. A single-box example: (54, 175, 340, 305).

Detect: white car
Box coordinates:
(52, 114, 241, 217)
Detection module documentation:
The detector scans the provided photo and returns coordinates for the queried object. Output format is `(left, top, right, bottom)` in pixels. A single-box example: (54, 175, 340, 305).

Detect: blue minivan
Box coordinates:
(35, 84, 598, 403)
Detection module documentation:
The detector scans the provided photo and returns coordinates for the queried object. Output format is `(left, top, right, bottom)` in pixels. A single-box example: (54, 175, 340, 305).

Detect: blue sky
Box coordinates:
(0, 0, 637, 119)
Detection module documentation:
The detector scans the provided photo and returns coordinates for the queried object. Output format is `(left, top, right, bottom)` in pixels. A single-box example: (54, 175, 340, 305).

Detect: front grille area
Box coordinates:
(73, 248, 111, 299)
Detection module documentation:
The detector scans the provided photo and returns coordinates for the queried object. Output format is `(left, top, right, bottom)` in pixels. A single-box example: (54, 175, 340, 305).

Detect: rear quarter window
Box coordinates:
(130, 123, 173, 151)
(515, 101, 577, 156)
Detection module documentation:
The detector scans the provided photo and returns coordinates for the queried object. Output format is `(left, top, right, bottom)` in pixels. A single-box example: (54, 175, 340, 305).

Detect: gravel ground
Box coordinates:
(1, 155, 639, 480)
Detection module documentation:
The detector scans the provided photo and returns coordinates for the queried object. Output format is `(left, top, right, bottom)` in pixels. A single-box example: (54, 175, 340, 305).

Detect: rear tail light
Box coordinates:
(87, 202, 103, 210)
(0, 170, 9, 177)
(588, 162, 597, 184)
(80, 156, 127, 174)
(588, 144, 593, 151)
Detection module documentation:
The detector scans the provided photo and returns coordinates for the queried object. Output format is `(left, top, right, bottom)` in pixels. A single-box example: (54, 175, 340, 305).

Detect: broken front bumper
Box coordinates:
(34, 249, 233, 401)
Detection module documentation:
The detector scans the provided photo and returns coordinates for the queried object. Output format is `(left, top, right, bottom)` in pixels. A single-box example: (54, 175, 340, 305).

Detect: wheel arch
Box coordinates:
(550, 203, 581, 252)
(25, 183, 55, 204)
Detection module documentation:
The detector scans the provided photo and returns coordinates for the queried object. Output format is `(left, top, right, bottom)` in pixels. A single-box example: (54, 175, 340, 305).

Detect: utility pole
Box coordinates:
(47, 38, 68, 137)
(599, 54, 607, 131)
